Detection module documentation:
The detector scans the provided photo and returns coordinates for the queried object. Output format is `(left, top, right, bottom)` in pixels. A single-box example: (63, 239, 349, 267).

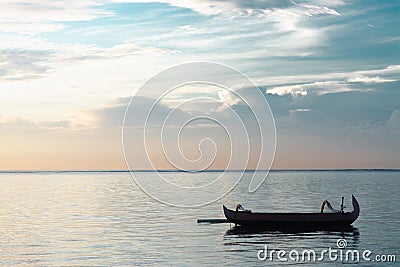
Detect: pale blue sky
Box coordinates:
(0, 0, 399, 169)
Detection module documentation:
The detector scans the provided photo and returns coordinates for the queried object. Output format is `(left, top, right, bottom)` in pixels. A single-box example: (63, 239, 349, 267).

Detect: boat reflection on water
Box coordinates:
(223, 225, 360, 261)
(225, 225, 359, 237)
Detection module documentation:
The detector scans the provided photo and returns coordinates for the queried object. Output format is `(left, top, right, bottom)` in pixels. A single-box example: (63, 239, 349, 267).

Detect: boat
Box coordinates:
(223, 195, 359, 229)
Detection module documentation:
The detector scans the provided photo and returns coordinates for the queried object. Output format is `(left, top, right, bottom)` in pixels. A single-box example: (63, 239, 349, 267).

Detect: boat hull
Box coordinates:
(223, 195, 359, 229)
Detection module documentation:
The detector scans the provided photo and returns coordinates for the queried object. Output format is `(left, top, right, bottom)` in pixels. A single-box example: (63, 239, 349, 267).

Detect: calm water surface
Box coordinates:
(1, 171, 399, 266)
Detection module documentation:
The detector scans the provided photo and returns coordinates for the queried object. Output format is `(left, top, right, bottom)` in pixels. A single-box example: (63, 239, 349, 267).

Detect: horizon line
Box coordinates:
(1, 168, 399, 173)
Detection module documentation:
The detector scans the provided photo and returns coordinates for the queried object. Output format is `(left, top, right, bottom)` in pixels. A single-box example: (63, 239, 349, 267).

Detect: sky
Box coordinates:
(0, 0, 399, 170)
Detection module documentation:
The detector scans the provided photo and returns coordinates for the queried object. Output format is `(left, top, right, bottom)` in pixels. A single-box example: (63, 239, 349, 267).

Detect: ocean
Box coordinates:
(1, 170, 399, 266)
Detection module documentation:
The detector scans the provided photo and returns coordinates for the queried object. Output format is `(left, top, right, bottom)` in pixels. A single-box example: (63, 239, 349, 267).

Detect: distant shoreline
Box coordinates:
(1, 169, 399, 174)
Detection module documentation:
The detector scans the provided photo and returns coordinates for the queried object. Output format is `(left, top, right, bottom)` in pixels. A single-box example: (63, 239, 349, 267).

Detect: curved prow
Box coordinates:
(351, 195, 360, 217)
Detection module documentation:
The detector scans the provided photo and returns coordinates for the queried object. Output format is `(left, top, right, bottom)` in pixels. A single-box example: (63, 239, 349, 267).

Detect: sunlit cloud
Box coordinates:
(110, 0, 344, 17)
(267, 80, 365, 96)
(347, 76, 396, 84)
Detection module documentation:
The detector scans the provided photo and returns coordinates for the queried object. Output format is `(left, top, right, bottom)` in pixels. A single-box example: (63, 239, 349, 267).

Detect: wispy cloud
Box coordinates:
(0, 34, 177, 81)
(0, 21, 64, 34)
(266, 65, 399, 97)
(262, 65, 400, 89)
(110, 0, 291, 16)
(0, 1, 111, 23)
(110, 0, 343, 17)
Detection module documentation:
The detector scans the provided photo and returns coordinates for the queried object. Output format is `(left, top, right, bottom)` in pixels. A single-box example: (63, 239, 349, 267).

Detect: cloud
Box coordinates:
(265, 65, 399, 96)
(0, 21, 64, 34)
(267, 80, 354, 96)
(37, 120, 71, 129)
(217, 89, 242, 109)
(0, 48, 51, 80)
(355, 65, 400, 76)
(93, 0, 348, 61)
(0, 1, 112, 23)
(266, 81, 400, 128)
(142, 7, 330, 59)
(0, 37, 176, 81)
(0, 1, 113, 40)
(0, 115, 72, 130)
(110, 0, 343, 17)
(264, 65, 400, 86)
(85, 96, 191, 129)
(56, 42, 176, 63)
(110, 0, 289, 16)
(347, 76, 397, 83)
(267, 83, 399, 169)
(295, 3, 340, 16)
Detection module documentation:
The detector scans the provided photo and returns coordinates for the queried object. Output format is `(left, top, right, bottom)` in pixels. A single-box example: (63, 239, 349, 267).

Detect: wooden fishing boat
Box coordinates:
(223, 195, 359, 228)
